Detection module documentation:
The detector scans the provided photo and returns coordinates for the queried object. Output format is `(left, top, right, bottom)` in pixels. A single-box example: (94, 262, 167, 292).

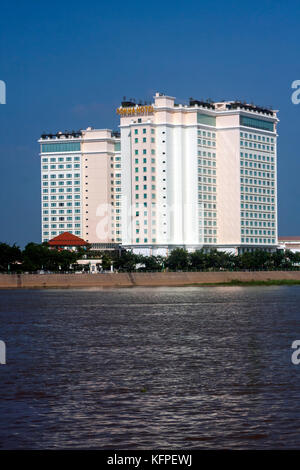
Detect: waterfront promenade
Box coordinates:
(0, 271, 300, 288)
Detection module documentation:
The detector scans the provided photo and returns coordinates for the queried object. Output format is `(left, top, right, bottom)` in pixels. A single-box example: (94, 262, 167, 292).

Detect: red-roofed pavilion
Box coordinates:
(48, 232, 88, 250)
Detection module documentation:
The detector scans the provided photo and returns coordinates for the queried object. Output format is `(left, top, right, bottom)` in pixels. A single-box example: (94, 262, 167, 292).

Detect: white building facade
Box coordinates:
(39, 129, 121, 248)
(39, 92, 279, 255)
(120, 93, 279, 256)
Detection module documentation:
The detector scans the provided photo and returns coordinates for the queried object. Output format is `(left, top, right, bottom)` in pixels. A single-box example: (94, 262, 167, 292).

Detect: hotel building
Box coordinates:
(39, 128, 121, 248)
(120, 93, 278, 255)
(39, 92, 279, 255)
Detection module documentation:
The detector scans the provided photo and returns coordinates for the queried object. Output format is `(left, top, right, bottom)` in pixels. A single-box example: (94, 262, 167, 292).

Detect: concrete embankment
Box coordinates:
(0, 271, 300, 288)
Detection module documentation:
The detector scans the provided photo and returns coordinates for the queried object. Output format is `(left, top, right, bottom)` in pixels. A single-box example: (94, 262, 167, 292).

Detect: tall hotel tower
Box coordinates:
(120, 93, 278, 255)
(39, 129, 121, 248)
(39, 92, 278, 255)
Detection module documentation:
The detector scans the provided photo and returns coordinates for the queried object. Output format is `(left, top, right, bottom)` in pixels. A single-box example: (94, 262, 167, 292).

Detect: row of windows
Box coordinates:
(43, 173, 80, 179)
(134, 156, 155, 163)
(43, 195, 80, 202)
(241, 192, 275, 201)
(241, 164, 274, 172)
(198, 139, 216, 147)
(240, 116, 274, 132)
(198, 151, 216, 158)
(134, 149, 155, 155)
(134, 176, 156, 182)
(198, 194, 217, 201)
(199, 214, 217, 221)
(41, 142, 81, 153)
(42, 156, 80, 163)
(199, 229, 217, 235)
(241, 200, 274, 207)
(43, 197, 80, 207)
(198, 169, 216, 176)
(42, 188, 81, 194)
(135, 167, 156, 173)
(43, 181, 80, 187)
(240, 132, 274, 143)
(241, 152, 275, 163)
(241, 204, 275, 211)
(134, 137, 155, 143)
(43, 224, 81, 229)
(135, 211, 156, 217)
(198, 186, 216, 192)
(136, 220, 155, 226)
(199, 237, 217, 244)
(198, 130, 216, 138)
(134, 185, 156, 190)
(241, 221, 275, 227)
(135, 194, 156, 199)
(135, 229, 156, 234)
(241, 178, 275, 185)
(199, 220, 217, 226)
(42, 164, 80, 170)
(43, 231, 81, 237)
(241, 238, 276, 244)
(198, 177, 216, 184)
(240, 141, 274, 152)
(200, 203, 217, 210)
(198, 159, 217, 167)
(44, 209, 80, 221)
(241, 183, 275, 194)
(134, 128, 155, 135)
(241, 228, 275, 232)
(241, 212, 275, 219)
(43, 216, 81, 223)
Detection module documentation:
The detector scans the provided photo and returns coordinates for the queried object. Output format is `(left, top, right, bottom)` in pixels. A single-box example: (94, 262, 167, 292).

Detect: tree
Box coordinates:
(22, 243, 80, 272)
(166, 248, 190, 271)
(139, 255, 164, 272)
(0, 243, 22, 272)
(190, 249, 207, 271)
(113, 250, 139, 272)
(101, 253, 112, 271)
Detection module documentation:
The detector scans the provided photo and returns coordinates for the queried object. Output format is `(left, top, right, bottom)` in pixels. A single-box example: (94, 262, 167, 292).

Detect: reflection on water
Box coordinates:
(0, 286, 299, 449)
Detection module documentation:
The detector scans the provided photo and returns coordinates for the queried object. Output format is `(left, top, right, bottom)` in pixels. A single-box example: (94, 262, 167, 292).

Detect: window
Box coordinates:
(41, 142, 81, 153)
(240, 116, 274, 132)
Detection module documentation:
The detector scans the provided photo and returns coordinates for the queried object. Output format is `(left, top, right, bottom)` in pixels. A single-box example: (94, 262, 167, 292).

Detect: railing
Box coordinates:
(1, 268, 300, 275)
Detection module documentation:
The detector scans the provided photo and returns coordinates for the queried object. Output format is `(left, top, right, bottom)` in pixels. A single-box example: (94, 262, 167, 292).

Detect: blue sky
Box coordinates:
(0, 0, 299, 246)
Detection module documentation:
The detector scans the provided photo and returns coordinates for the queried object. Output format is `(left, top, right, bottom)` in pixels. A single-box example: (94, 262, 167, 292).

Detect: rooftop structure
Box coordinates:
(48, 231, 88, 249)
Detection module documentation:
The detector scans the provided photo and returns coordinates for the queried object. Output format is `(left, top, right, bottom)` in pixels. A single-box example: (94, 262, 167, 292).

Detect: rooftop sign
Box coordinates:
(117, 105, 154, 116)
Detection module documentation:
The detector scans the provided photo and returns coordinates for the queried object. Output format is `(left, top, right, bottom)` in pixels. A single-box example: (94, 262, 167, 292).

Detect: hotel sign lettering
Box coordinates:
(116, 105, 154, 116)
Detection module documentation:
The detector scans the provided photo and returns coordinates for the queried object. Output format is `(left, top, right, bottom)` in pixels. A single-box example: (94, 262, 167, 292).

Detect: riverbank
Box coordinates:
(0, 271, 300, 288)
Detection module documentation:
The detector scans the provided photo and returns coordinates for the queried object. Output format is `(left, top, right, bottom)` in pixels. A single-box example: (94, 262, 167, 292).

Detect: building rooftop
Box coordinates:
(119, 93, 276, 117)
(40, 131, 82, 140)
(48, 232, 88, 247)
